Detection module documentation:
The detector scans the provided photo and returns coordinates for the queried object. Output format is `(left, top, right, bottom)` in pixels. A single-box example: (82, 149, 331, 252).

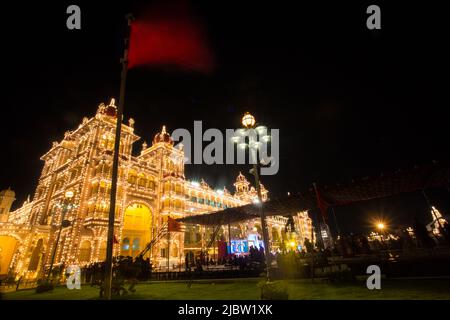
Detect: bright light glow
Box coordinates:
(255, 125, 267, 135)
(242, 112, 256, 128)
(252, 227, 258, 232)
(238, 143, 247, 150)
(253, 198, 260, 204)
(231, 136, 240, 143)
(261, 135, 270, 142)
(216, 189, 224, 195)
(190, 181, 200, 187)
(249, 141, 262, 149)
(377, 222, 385, 230)
(289, 241, 296, 247)
(65, 191, 74, 199)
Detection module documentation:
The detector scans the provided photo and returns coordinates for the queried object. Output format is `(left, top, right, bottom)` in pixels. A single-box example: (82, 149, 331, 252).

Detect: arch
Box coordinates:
(0, 235, 20, 276)
(171, 242, 179, 257)
(121, 238, 130, 256)
(121, 203, 152, 258)
(132, 238, 140, 256)
(127, 169, 137, 184)
(272, 228, 280, 242)
(148, 178, 155, 190)
(78, 240, 92, 262)
(137, 173, 146, 187)
(98, 241, 107, 261)
(28, 239, 44, 271)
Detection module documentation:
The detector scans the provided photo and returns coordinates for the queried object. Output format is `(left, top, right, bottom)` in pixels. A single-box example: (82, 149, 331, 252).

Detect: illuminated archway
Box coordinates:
(121, 203, 152, 258)
(28, 239, 43, 271)
(0, 236, 19, 276)
(98, 241, 107, 261)
(78, 240, 92, 263)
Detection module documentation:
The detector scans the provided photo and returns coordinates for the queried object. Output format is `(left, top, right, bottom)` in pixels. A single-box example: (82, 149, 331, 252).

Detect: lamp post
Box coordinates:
(377, 222, 385, 237)
(239, 112, 272, 281)
(46, 190, 74, 283)
(376, 221, 387, 247)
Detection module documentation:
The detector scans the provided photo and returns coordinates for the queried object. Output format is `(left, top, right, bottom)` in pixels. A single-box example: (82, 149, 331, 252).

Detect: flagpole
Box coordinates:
(104, 13, 134, 300)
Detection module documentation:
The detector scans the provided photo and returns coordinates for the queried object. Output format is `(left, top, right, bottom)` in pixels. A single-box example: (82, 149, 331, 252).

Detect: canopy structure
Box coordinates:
(177, 162, 450, 226)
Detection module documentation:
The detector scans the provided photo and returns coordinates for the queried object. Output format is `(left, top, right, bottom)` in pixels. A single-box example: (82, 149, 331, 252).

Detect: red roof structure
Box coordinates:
(178, 162, 450, 226)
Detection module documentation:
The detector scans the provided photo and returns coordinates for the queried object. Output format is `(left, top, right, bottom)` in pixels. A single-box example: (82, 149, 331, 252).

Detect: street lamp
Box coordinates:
(236, 112, 272, 281)
(376, 221, 386, 244)
(242, 112, 256, 128)
(46, 190, 74, 283)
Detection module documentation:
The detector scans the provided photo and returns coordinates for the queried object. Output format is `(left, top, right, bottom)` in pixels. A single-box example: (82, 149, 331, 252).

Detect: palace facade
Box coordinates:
(0, 99, 312, 279)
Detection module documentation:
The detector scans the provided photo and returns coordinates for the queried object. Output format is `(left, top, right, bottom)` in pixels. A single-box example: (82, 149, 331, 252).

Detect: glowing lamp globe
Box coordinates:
(377, 222, 385, 230)
(242, 112, 256, 128)
(65, 190, 74, 199)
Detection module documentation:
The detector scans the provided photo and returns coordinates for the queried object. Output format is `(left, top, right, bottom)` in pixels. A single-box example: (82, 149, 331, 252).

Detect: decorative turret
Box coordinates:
(200, 179, 210, 190)
(0, 187, 16, 222)
(141, 141, 148, 155)
(233, 172, 269, 202)
(96, 98, 118, 118)
(234, 172, 250, 195)
(152, 125, 173, 145)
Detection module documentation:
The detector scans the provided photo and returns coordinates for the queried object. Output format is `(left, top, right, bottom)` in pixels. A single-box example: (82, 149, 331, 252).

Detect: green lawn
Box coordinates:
(2, 278, 450, 300)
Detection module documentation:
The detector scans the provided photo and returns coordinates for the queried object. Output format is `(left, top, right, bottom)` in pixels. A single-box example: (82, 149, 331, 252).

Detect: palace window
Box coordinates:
(122, 238, 130, 250)
(132, 238, 140, 251)
(79, 240, 91, 262)
(138, 177, 146, 187)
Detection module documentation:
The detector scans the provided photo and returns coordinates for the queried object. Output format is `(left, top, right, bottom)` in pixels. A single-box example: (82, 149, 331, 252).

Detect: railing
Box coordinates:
(0, 279, 39, 293)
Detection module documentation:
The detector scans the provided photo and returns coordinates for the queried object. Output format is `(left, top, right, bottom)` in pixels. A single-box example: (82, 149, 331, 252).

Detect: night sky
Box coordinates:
(1, 1, 448, 234)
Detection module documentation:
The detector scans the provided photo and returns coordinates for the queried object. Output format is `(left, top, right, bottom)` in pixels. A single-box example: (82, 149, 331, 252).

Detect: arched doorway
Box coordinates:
(98, 241, 107, 261)
(0, 235, 19, 276)
(121, 203, 152, 258)
(78, 240, 92, 263)
(28, 239, 44, 271)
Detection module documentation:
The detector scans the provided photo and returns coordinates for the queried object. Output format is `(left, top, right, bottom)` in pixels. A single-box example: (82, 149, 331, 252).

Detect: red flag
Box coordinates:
(313, 183, 329, 223)
(127, 2, 214, 73)
(168, 216, 183, 232)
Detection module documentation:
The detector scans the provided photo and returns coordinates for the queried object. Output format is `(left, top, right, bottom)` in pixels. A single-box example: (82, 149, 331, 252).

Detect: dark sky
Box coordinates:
(1, 1, 449, 234)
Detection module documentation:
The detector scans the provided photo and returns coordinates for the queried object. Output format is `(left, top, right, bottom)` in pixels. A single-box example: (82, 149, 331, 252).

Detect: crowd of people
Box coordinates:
(331, 218, 450, 257)
(81, 255, 152, 292)
(271, 217, 450, 277)
(36, 218, 450, 290)
(185, 246, 267, 273)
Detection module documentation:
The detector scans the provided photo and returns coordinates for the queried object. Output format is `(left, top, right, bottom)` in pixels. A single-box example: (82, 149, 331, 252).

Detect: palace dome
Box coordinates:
(97, 99, 117, 118)
(104, 99, 117, 117)
(0, 187, 15, 198)
(152, 126, 173, 145)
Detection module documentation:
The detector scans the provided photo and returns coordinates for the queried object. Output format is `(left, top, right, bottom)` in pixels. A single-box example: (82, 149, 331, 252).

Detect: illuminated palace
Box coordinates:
(0, 99, 312, 279)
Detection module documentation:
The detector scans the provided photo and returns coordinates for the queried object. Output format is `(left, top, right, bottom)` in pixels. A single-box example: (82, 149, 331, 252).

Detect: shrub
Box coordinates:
(258, 280, 289, 300)
(36, 280, 54, 293)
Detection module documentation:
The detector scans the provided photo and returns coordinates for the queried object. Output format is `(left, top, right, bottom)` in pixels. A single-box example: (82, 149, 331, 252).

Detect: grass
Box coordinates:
(2, 278, 450, 300)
